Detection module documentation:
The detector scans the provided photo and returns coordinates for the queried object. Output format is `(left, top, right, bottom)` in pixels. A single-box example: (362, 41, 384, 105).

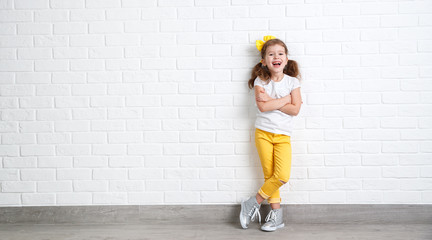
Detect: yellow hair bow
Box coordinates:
(256, 35, 276, 51)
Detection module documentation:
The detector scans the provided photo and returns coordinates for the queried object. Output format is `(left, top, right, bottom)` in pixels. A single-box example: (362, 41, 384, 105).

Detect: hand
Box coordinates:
(256, 88, 273, 102)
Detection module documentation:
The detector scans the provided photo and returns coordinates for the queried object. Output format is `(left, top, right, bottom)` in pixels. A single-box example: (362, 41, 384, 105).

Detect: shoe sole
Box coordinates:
(239, 201, 248, 229)
(261, 223, 285, 232)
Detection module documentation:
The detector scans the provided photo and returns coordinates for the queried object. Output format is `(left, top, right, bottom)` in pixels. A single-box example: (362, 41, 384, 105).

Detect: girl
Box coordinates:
(240, 36, 302, 232)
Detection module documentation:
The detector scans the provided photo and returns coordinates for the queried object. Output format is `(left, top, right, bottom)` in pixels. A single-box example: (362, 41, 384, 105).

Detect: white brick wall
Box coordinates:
(0, 0, 431, 206)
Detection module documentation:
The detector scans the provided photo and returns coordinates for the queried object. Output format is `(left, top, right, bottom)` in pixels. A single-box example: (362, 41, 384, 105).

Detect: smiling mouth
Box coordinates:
(272, 62, 281, 66)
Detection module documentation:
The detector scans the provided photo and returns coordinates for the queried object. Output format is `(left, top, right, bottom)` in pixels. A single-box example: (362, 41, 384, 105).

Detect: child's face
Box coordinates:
(262, 44, 288, 75)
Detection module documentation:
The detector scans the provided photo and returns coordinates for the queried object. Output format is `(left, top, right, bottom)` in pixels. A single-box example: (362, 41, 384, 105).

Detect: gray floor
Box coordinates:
(1, 223, 431, 240)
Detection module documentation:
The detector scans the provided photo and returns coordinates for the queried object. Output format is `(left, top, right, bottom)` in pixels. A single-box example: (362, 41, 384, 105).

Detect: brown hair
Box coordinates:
(248, 38, 301, 89)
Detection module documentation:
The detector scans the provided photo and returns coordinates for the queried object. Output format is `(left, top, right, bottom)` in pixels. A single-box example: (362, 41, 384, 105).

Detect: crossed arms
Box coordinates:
(254, 86, 302, 116)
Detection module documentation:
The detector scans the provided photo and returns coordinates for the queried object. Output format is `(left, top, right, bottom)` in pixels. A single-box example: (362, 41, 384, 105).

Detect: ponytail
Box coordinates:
(284, 59, 301, 81)
(248, 62, 270, 89)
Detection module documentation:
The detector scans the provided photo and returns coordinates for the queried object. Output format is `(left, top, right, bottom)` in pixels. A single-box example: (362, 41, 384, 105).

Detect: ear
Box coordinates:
(260, 59, 266, 66)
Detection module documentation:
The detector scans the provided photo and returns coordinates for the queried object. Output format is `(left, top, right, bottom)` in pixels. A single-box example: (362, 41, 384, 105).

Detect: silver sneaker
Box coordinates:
(239, 196, 261, 229)
(261, 208, 284, 232)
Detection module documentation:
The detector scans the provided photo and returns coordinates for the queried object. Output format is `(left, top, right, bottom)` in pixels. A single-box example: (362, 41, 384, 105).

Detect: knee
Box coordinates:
(277, 175, 289, 185)
(279, 179, 288, 185)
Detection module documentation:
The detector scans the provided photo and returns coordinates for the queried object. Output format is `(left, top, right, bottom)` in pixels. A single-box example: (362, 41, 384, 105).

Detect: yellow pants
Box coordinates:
(255, 128, 292, 204)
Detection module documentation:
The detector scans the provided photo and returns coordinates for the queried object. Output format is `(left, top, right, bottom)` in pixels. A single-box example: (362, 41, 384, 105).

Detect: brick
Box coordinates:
(399, 1, 432, 14)
(109, 156, 143, 167)
(74, 181, 108, 192)
(2, 133, 36, 145)
(383, 166, 419, 178)
(57, 193, 92, 205)
(200, 168, 234, 179)
(160, 20, 195, 32)
(382, 141, 418, 153)
(38, 156, 72, 168)
(0, 10, 32, 22)
(128, 144, 163, 155)
(309, 192, 346, 203)
(35, 9, 69, 22)
(14, 0, 48, 9)
(307, 17, 342, 29)
(347, 192, 382, 203)
(54, 121, 89, 133)
(52, 72, 86, 84)
(74, 156, 107, 168)
(214, 6, 248, 19)
(146, 180, 180, 191)
(177, 33, 212, 45)
(85, 0, 120, 8)
(70, 9, 105, 21)
(160, 45, 194, 57)
(178, 7, 211, 19)
(55, 97, 89, 108)
(35, 36, 69, 48)
(145, 156, 179, 168)
(165, 168, 198, 179)
(18, 48, 51, 60)
(326, 179, 361, 190)
(181, 156, 215, 168)
(128, 192, 164, 204)
(216, 131, 250, 142)
(383, 192, 421, 203)
(56, 144, 91, 156)
(50, 0, 84, 8)
(57, 169, 92, 180)
(165, 192, 199, 203)
(199, 144, 234, 155)
(361, 129, 399, 141)
(197, 20, 232, 32)
(141, 7, 176, 19)
(197, 95, 232, 106)
(73, 109, 106, 120)
(109, 180, 144, 192)
(323, 30, 359, 42)
(180, 131, 213, 143)
(213, 32, 248, 44)
(201, 191, 236, 203)
(182, 180, 217, 191)
(3, 157, 37, 168)
(361, 29, 397, 41)
(22, 193, 55, 205)
(195, 0, 229, 6)
(108, 132, 142, 144)
(93, 169, 128, 180)
(122, 0, 156, 7)
(106, 9, 140, 20)
(35, 85, 70, 96)
(38, 181, 72, 192)
(21, 169, 55, 181)
(216, 155, 250, 167)
(0, 169, 19, 181)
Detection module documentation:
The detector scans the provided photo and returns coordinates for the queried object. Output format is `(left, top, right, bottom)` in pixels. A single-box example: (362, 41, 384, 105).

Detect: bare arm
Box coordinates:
(279, 88, 302, 116)
(255, 86, 291, 112)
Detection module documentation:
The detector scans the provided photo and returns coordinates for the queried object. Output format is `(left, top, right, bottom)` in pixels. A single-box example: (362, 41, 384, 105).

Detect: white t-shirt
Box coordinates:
(254, 74, 301, 137)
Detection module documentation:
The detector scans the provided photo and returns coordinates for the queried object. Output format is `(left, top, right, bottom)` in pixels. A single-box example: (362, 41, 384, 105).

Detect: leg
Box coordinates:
(254, 128, 274, 204)
(258, 134, 292, 202)
(270, 202, 281, 209)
